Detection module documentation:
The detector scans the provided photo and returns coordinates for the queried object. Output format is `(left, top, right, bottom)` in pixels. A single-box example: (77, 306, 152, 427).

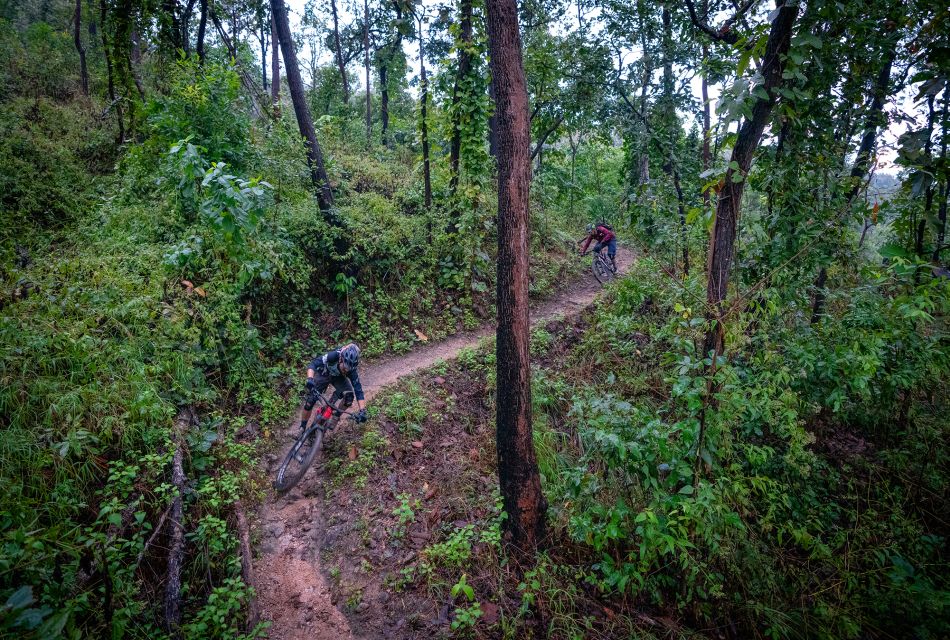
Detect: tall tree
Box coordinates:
(270, 10, 280, 106)
(197, 0, 208, 63)
(363, 0, 372, 145)
(485, 0, 546, 553)
(417, 10, 432, 209)
(74, 0, 89, 95)
(449, 0, 474, 197)
(703, 0, 800, 357)
(270, 0, 334, 213)
(330, 0, 350, 102)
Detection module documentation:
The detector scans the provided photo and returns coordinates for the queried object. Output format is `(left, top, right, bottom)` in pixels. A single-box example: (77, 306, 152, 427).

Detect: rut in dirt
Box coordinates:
(254, 247, 634, 640)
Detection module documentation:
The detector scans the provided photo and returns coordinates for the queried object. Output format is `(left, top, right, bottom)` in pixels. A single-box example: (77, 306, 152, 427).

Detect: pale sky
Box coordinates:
(281, 0, 912, 173)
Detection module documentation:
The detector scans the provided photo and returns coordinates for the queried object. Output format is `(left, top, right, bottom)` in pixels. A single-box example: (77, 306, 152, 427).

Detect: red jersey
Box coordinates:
(580, 225, 616, 253)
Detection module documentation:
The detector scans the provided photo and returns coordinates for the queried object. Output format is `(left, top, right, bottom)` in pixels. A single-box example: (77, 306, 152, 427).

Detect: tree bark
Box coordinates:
(418, 15, 432, 209)
(99, 0, 124, 142)
(330, 0, 350, 103)
(449, 0, 474, 196)
(74, 0, 89, 95)
(270, 11, 280, 106)
(271, 0, 335, 213)
(488, 79, 499, 160)
(196, 0, 208, 63)
(380, 64, 390, 145)
(486, 0, 546, 554)
(364, 0, 371, 146)
(703, 0, 799, 357)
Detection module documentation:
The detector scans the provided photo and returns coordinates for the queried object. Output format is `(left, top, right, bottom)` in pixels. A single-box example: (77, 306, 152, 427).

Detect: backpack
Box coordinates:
(598, 222, 613, 231)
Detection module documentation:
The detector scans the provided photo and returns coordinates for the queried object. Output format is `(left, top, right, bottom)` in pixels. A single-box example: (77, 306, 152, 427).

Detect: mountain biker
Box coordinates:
(299, 342, 368, 431)
(579, 222, 617, 270)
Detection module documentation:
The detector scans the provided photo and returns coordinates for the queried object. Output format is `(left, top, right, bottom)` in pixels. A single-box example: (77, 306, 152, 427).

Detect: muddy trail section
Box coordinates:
(254, 247, 634, 640)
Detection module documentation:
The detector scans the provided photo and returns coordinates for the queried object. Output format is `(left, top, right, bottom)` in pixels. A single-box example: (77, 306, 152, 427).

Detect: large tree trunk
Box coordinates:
(330, 0, 349, 103)
(196, 0, 208, 63)
(271, 0, 334, 213)
(363, 0, 371, 146)
(270, 11, 280, 106)
(418, 16, 432, 209)
(486, 0, 546, 554)
(449, 0, 474, 197)
(703, 0, 799, 357)
(74, 0, 89, 95)
(661, 3, 687, 275)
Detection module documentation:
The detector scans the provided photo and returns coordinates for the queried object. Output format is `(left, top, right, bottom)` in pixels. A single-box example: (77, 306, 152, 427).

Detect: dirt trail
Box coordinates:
(254, 248, 634, 639)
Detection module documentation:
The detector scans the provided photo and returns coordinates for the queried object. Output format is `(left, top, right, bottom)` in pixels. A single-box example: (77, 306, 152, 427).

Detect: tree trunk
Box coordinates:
(419, 15, 432, 209)
(812, 38, 896, 323)
(99, 0, 124, 142)
(270, 11, 280, 106)
(197, 0, 208, 63)
(74, 0, 89, 95)
(673, 168, 689, 275)
(364, 0, 371, 146)
(933, 87, 949, 263)
(271, 0, 335, 213)
(260, 19, 267, 90)
(182, 0, 196, 52)
(449, 0, 474, 196)
(530, 114, 564, 161)
(701, 44, 711, 211)
(485, 0, 546, 554)
(160, 0, 181, 51)
(330, 0, 349, 103)
(703, 0, 799, 357)
(380, 64, 390, 145)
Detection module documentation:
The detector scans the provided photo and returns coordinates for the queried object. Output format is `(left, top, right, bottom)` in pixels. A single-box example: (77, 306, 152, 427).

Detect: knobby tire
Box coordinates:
(274, 427, 324, 493)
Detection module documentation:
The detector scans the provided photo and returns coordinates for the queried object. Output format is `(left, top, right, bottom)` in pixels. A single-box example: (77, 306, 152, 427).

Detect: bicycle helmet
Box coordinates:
(340, 343, 360, 372)
(586, 223, 594, 233)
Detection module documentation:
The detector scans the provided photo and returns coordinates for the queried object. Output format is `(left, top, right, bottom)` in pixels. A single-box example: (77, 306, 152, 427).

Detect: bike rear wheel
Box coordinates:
(274, 426, 324, 493)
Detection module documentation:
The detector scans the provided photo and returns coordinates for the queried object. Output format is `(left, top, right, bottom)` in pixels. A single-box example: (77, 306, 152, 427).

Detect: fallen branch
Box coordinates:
(233, 500, 260, 631)
(164, 408, 193, 637)
(134, 503, 172, 569)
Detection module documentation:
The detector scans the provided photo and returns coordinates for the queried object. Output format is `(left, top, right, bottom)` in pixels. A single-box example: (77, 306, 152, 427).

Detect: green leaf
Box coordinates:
(678, 485, 694, 495)
(5, 585, 34, 610)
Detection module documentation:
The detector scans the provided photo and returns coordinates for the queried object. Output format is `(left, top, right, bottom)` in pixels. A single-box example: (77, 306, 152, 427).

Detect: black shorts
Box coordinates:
(304, 372, 355, 410)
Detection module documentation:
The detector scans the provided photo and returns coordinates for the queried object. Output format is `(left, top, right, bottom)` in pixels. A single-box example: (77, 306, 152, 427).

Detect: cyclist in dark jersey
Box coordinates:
(298, 342, 367, 430)
(579, 222, 617, 270)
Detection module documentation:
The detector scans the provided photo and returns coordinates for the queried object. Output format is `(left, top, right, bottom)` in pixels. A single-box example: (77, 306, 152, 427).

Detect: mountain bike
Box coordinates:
(584, 247, 617, 284)
(274, 378, 356, 493)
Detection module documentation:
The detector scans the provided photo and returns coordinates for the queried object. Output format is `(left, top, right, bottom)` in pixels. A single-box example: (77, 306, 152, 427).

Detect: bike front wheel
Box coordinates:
(274, 427, 324, 493)
(592, 254, 615, 284)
